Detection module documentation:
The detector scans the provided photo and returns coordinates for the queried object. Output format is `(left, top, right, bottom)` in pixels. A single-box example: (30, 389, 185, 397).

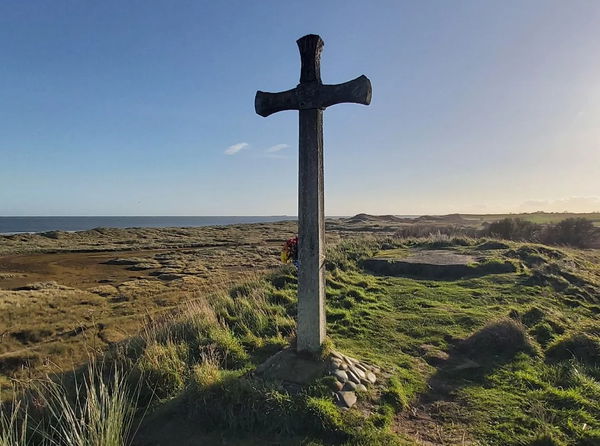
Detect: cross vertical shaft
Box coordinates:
(297, 108, 325, 352)
(254, 34, 371, 354)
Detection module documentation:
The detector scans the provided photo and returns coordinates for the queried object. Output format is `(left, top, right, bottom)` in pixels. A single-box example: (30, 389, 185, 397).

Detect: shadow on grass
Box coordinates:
(417, 318, 538, 407)
(360, 258, 517, 282)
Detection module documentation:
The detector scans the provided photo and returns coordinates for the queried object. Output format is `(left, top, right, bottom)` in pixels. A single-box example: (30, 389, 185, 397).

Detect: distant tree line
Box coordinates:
(481, 217, 599, 248)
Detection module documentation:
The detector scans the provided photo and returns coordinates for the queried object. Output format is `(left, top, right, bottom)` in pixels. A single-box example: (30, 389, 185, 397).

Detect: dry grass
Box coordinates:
(0, 223, 295, 388)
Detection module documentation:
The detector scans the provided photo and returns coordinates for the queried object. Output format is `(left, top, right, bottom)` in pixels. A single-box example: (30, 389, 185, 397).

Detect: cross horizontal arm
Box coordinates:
(255, 87, 298, 118)
(255, 75, 372, 118)
(318, 75, 372, 110)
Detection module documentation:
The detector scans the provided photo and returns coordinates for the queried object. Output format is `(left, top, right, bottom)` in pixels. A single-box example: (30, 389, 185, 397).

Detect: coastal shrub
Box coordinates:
(483, 218, 540, 241)
(539, 218, 598, 248)
(481, 217, 599, 248)
(421, 232, 475, 248)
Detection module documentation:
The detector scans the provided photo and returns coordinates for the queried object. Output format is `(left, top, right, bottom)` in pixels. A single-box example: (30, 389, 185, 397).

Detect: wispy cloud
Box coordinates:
(224, 142, 248, 155)
(266, 143, 290, 153)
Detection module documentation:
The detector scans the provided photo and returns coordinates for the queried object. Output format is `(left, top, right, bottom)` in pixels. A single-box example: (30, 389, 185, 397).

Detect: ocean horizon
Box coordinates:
(0, 216, 300, 235)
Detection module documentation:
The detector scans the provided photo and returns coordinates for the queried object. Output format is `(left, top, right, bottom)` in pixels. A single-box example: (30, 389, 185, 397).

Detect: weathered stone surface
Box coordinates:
(347, 370, 361, 384)
(330, 351, 344, 360)
(344, 355, 358, 364)
(343, 381, 357, 391)
(362, 249, 516, 279)
(336, 391, 357, 408)
(255, 35, 371, 354)
(334, 370, 348, 383)
(272, 350, 385, 407)
(366, 371, 377, 384)
(355, 362, 368, 373)
(350, 365, 366, 380)
(255, 348, 327, 384)
(356, 383, 368, 392)
(330, 380, 344, 391)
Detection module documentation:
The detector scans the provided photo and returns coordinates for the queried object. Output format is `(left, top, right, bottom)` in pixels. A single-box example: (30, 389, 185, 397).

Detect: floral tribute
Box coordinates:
(281, 236, 299, 268)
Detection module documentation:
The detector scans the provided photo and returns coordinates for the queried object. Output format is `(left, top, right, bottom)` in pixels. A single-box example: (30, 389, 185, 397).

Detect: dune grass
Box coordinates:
(2, 236, 599, 445)
(1, 361, 138, 446)
(1, 399, 29, 446)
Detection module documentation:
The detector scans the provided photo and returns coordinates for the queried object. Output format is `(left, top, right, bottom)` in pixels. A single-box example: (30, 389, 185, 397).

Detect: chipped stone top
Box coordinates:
(374, 249, 477, 266)
(363, 248, 516, 279)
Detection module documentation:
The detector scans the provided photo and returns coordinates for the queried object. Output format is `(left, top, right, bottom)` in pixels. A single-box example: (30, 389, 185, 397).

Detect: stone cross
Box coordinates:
(255, 34, 372, 353)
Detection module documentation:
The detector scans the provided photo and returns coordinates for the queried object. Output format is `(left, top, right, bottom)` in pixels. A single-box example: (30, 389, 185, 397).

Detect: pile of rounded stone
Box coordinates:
(328, 351, 380, 409)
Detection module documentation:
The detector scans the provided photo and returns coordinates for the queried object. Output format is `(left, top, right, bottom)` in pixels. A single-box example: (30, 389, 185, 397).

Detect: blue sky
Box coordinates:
(1, 1, 599, 216)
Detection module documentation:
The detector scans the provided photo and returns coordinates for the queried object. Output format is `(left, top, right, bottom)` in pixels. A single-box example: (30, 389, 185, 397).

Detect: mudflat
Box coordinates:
(0, 218, 381, 384)
(0, 222, 300, 384)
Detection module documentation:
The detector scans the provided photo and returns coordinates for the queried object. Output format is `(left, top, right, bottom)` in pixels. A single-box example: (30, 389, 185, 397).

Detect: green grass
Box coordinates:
(1, 361, 139, 446)
(2, 237, 599, 445)
(315, 238, 599, 444)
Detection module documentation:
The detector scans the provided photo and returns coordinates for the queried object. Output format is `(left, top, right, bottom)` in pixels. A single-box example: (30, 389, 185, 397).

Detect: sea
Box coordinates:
(0, 216, 298, 235)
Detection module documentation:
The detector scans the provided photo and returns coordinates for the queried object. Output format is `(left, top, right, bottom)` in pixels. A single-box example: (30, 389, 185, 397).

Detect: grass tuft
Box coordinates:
(0, 399, 31, 446)
(38, 362, 138, 446)
(459, 317, 538, 361)
(546, 330, 600, 366)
